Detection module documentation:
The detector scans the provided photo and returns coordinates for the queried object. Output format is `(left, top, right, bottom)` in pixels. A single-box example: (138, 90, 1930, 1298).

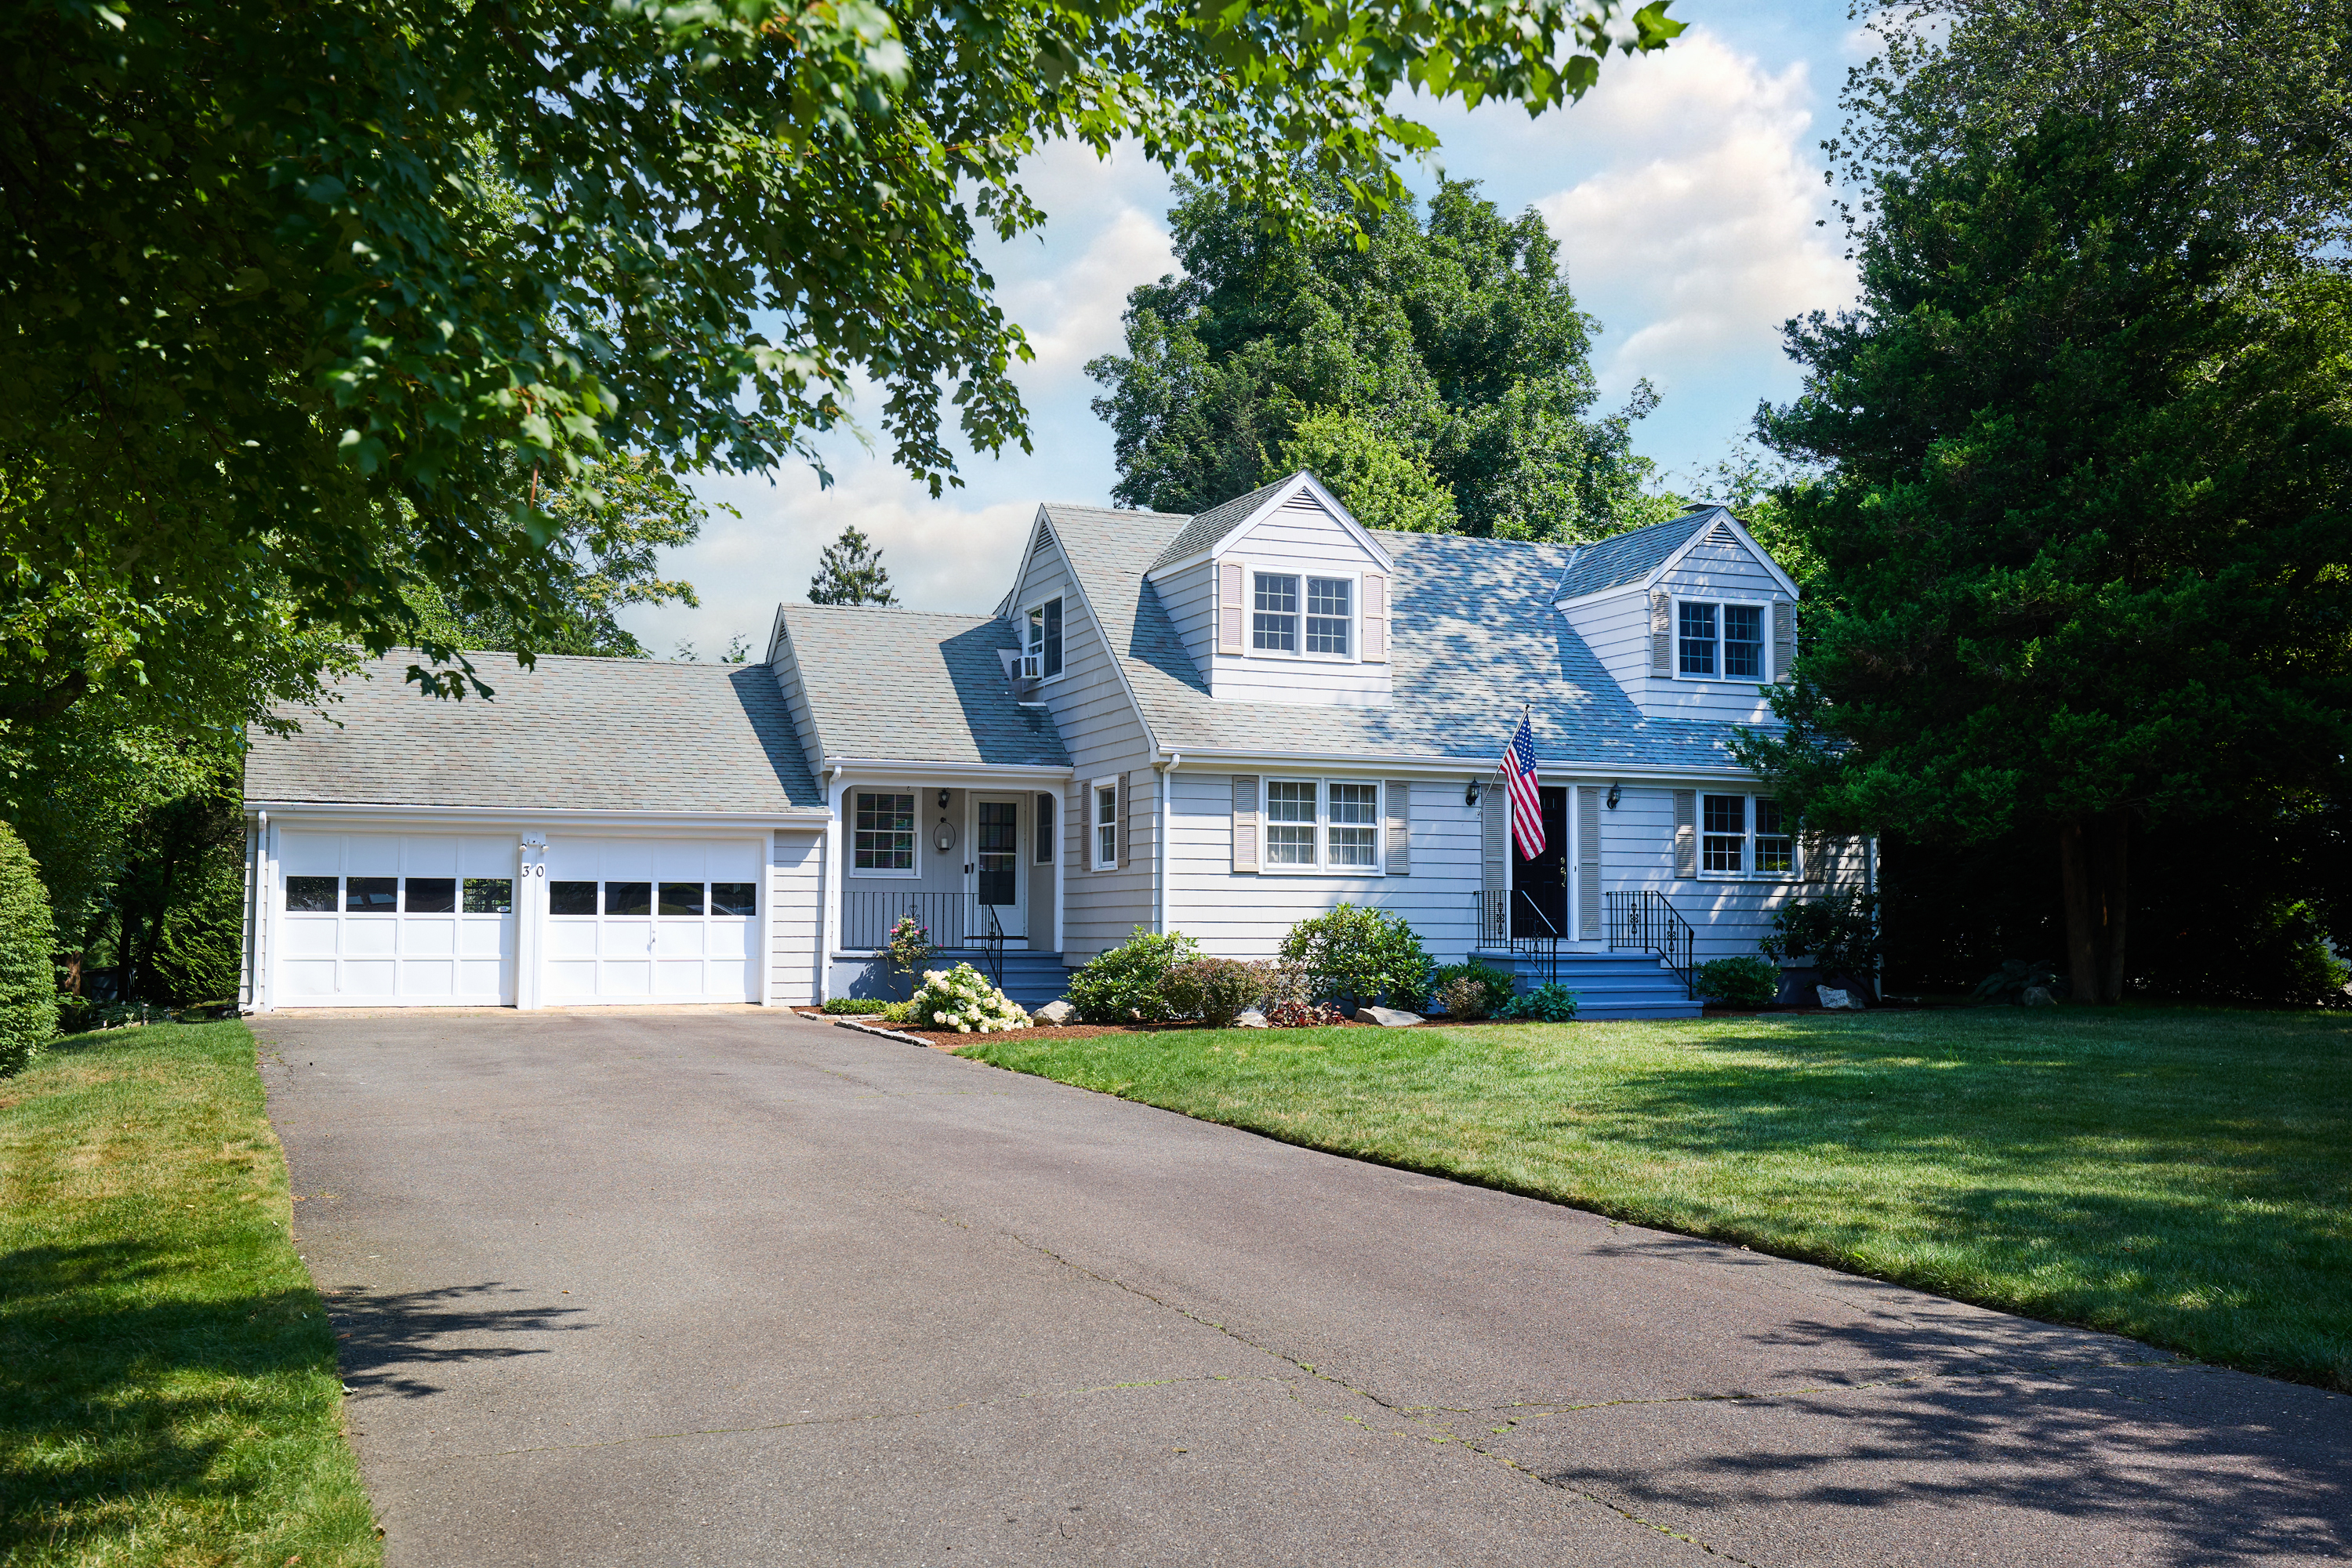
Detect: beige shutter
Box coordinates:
(1231, 775, 1260, 873)
(1361, 574, 1388, 662)
(1773, 600, 1795, 684)
(1383, 779, 1410, 873)
(1118, 771, 1133, 869)
(1577, 786, 1602, 938)
(1481, 778, 1508, 895)
(1216, 561, 1246, 654)
(1651, 592, 1672, 673)
(1673, 789, 1697, 878)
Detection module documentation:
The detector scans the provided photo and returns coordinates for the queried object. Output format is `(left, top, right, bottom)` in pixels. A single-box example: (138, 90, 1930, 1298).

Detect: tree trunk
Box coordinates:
(2058, 813, 2131, 1004)
(2058, 819, 2099, 1002)
(2098, 812, 2129, 1004)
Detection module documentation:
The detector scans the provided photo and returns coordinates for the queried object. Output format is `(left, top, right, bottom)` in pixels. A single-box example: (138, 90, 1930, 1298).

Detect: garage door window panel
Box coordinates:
(710, 882, 757, 916)
(347, 877, 397, 913)
(464, 879, 514, 914)
(605, 882, 653, 916)
(659, 882, 705, 916)
(286, 877, 339, 913)
(405, 877, 456, 913)
(550, 881, 598, 916)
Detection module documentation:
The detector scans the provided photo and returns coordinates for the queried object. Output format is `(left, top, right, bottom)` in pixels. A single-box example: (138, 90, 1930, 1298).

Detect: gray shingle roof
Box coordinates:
(775, 604, 1069, 768)
(1552, 507, 1722, 601)
(1145, 477, 1293, 572)
(246, 652, 826, 813)
(1047, 507, 1759, 772)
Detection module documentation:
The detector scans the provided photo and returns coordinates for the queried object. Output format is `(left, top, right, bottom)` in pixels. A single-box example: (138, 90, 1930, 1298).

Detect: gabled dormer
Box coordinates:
(1144, 473, 1396, 708)
(1554, 505, 1799, 724)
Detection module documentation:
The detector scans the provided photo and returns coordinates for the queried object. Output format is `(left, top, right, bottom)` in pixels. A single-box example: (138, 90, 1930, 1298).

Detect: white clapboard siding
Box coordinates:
(768, 638, 827, 776)
(1163, 775, 1483, 960)
(1557, 590, 1653, 704)
(1602, 785, 1867, 964)
(1206, 495, 1394, 708)
(1016, 524, 1159, 960)
(769, 829, 825, 1004)
(1156, 559, 1217, 678)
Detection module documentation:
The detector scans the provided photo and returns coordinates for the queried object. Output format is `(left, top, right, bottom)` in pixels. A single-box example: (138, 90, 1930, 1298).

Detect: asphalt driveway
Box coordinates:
(253, 1009, 2350, 1566)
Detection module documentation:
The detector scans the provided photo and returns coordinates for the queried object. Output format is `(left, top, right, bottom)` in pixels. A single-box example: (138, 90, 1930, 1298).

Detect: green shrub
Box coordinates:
(0, 823, 57, 1075)
(1496, 982, 1579, 1022)
(1160, 957, 1267, 1029)
(1429, 959, 1513, 1019)
(820, 996, 893, 1014)
(1279, 905, 1431, 1011)
(1759, 889, 1882, 989)
(1695, 956, 1780, 1008)
(56, 997, 176, 1034)
(879, 1000, 918, 1025)
(1067, 928, 1200, 1023)
(907, 963, 1032, 1033)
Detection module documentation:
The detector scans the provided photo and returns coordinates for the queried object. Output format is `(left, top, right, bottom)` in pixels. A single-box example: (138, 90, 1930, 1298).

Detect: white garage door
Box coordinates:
(543, 837, 760, 1004)
(278, 833, 518, 1005)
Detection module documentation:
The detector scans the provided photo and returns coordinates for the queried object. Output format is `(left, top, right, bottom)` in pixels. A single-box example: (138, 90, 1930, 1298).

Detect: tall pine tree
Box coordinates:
(808, 527, 898, 606)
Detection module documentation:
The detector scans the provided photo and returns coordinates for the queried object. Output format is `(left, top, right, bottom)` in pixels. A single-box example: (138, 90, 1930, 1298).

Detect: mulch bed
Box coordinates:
(800, 1011, 1559, 1047)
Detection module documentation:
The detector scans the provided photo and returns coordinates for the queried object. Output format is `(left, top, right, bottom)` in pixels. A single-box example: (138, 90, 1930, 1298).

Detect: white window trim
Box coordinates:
(847, 788, 921, 879)
(1090, 775, 1120, 872)
(1022, 595, 1067, 684)
(1257, 777, 1387, 876)
(1237, 564, 1363, 665)
(1695, 792, 1799, 881)
(1672, 595, 1774, 684)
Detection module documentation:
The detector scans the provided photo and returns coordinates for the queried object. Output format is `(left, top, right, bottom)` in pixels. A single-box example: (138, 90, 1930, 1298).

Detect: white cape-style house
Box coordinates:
(238, 473, 1871, 1018)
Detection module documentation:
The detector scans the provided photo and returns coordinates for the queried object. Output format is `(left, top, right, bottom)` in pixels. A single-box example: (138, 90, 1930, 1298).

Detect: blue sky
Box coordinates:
(626, 0, 1867, 655)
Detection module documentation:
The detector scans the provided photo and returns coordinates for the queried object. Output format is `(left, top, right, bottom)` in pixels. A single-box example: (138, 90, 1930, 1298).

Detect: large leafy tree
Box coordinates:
(1087, 178, 1658, 539)
(1, 0, 1685, 709)
(1739, 115, 2352, 1004)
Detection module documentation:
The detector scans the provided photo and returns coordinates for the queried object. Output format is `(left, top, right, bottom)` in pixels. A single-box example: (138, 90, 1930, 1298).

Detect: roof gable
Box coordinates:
(1145, 472, 1395, 578)
(1554, 506, 1798, 604)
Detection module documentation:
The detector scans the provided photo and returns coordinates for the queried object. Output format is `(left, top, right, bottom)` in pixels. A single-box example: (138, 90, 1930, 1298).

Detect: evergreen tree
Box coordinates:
(808, 528, 899, 606)
(1739, 115, 2352, 1004)
(1087, 179, 1658, 541)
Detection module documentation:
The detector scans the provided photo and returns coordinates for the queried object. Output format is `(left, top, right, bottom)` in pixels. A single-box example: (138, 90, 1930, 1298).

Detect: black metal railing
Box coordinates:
(1605, 889, 1697, 998)
(841, 891, 971, 953)
(1470, 889, 1566, 988)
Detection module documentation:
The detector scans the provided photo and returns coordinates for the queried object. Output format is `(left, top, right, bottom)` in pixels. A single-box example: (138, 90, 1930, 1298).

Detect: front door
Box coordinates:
(972, 796, 1025, 947)
(1510, 786, 1570, 939)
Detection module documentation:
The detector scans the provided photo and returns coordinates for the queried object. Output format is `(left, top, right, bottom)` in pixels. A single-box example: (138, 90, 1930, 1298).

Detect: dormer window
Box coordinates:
(1677, 599, 1769, 681)
(1253, 574, 1298, 652)
(1022, 597, 1062, 680)
(1305, 578, 1352, 655)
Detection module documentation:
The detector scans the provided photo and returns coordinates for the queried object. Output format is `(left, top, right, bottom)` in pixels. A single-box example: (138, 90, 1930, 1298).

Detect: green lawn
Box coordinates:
(961, 1007, 2352, 1390)
(1, 1021, 381, 1566)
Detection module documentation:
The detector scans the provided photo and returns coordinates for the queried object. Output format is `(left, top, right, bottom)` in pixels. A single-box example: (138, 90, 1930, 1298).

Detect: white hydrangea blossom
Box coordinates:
(909, 963, 1032, 1033)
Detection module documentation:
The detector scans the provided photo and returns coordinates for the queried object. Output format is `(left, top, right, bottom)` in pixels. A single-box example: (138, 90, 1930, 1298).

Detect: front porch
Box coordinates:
(1471, 889, 1704, 1019)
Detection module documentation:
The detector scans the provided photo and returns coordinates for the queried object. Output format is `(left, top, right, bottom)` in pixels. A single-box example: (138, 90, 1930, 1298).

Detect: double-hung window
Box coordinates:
(1305, 578, 1351, 655)
(1094, 782, 1119, 869)
(1253, 573, 1298, 652)
(1700, 793, 1797, 878)
(852, 791, 916, 873)
(1679, 600, 1771, 682)
(1261, 779, 1384, 872)
(1023, 597, 1062, 680)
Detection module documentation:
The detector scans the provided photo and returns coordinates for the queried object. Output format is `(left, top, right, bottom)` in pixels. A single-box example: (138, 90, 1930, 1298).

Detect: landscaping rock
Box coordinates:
(1035, 998, 1076, 1025)
(1236, 1009, 1270, 1029)
(1816, 985, 1863, 1011)
(1356, 1005, 1424, 1027)
(2020, 985, 2057, 1007)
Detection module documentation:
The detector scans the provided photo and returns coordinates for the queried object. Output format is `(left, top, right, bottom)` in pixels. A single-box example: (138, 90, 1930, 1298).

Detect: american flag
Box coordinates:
(1502, 713, 1544, 859)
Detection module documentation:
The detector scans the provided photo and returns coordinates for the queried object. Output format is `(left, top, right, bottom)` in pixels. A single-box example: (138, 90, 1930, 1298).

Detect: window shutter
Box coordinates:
(1481, 779, 1508, 897)
(1673, 789, 1697, 878)
(1119, 771, 1133, 869)
(1361, 574, 1388, 663)
(1650, 592, 1672, 673)
(1231, 775, 1260, 873)
(1577, 786, 1602, 939)
(1773, 600, 1795, 684)
(1216, 561, 1246, 654)
(1036, 792, 1054, 862)
(1384, 780, 1410, 873)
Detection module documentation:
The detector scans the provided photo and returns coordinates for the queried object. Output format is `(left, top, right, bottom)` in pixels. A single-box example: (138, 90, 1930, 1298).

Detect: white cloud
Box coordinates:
(1531, 31, 1855, 401)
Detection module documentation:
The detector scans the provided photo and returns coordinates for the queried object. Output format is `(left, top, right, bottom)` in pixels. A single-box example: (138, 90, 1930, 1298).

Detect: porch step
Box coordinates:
(932, 950, 1075, 1009)
(1482, 949, 1703, 1021)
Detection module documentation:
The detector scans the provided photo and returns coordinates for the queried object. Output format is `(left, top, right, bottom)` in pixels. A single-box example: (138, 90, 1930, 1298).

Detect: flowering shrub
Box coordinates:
(1260, 961, 1344, 1027)
(1429, 960, 1513, 1020)
(885, 913, 933, 996)
(908, 963, 1031, 1033)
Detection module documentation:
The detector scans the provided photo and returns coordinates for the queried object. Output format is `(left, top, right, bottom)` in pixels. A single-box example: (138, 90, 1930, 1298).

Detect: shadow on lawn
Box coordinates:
(1497, 1302, 2352, 1566)
(0, 1239, 583, 1549)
